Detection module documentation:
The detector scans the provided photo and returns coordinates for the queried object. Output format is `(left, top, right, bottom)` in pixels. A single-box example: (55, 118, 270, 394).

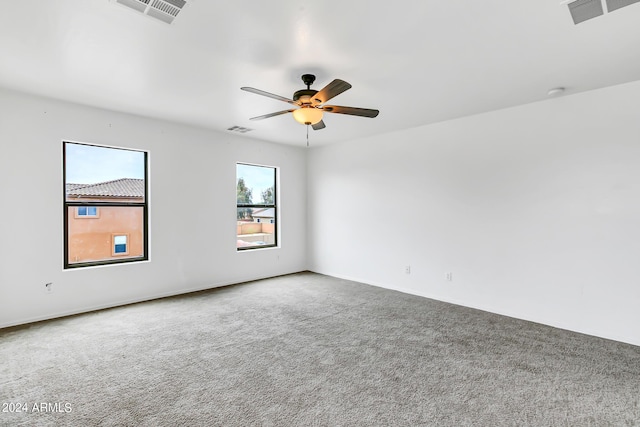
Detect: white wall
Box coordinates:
(308, 80, 640, 346)
(0, 88, 307, 328)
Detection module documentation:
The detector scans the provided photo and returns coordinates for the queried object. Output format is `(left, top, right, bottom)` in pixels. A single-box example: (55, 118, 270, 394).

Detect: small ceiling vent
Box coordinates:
(227, 126, 253, 134)
(114, 0, 188, 24)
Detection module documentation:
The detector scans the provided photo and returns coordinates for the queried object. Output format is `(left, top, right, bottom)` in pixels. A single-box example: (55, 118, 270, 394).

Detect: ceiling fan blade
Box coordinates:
(249, 109, 295, 120)
(241, 87, 297, 105)
(312, 120, 326, 130)
(312, 79, 352, 104)
(322, 105, 379, 118)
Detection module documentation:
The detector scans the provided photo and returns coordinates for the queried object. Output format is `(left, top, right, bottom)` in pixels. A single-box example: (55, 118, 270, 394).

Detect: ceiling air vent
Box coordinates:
(114, 0, 187, 24)
(562, 0, 639, 24)
(227, 126, 253, 134)
(567, 0, 604, 24)
(605, 0, 640, 12)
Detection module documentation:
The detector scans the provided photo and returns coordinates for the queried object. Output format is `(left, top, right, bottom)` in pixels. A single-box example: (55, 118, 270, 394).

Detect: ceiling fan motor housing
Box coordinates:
(294, 74, 321, 104)
(293, 89, 318, 105)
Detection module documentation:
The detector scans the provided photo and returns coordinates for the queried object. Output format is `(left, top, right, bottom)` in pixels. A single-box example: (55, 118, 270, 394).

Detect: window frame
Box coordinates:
(63, 141, 149, 269)
(236, 162, 278, 251)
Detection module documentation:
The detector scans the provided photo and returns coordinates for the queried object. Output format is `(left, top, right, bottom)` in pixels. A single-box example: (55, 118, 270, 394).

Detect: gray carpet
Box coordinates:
(1, 272, 639, 426)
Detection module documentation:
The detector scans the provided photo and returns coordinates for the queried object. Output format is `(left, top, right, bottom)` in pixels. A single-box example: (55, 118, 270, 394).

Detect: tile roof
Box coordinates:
(66, 178, 144, 198)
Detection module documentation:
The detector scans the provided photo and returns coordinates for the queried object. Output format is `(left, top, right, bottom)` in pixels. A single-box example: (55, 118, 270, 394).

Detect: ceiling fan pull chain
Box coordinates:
(306, 125, 309, 147)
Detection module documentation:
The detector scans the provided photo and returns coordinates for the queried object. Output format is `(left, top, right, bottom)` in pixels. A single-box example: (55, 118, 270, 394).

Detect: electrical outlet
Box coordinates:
(405, 265, 411, 274)
(445, 272, 453, 281)
(44, 282, 54, 293)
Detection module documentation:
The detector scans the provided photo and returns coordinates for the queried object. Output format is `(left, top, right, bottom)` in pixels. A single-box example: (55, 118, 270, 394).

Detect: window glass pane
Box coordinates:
(65, 143, 145, 202)
(67, 207, 143, 265)
(236, 164, 275, 206)
(76, 206, 98, 217)
(236, 208, 275, 249)
(113, 235, 128, 254)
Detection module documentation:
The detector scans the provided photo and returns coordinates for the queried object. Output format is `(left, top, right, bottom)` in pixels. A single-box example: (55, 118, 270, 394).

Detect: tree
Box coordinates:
(237, 178, 253, 220)
(261, 186, 274, 205)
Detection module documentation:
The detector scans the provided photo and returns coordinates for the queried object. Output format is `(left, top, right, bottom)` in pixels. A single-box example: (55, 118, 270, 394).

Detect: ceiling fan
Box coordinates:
(241, 74, 379, 130)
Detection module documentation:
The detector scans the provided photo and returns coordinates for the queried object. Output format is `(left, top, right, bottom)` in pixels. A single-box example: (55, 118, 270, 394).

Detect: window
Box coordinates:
(236, 163, 277, 250)
(76, 206, 98, 217)
(63, 142, 148, 268)
(113, 234, 128, 255)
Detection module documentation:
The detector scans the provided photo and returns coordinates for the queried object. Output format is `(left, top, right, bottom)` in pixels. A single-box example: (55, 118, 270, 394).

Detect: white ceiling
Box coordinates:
(1, 0, 640, 147)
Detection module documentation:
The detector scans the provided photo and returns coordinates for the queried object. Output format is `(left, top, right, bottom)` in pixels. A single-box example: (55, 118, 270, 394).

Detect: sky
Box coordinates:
(65, 142, 145, 184)
(237, 163, 275, 204)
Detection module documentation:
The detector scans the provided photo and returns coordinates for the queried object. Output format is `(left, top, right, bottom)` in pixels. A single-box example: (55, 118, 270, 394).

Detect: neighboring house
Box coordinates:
(66, 178, 144, 264)
(252, 208, 275, 224)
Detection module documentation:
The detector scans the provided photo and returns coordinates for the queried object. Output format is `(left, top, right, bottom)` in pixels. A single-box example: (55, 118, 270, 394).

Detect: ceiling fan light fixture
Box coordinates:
(292, 107, 323, 125)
